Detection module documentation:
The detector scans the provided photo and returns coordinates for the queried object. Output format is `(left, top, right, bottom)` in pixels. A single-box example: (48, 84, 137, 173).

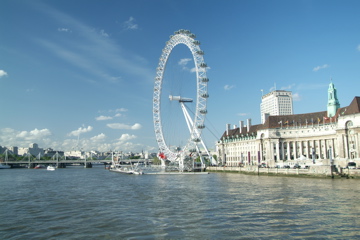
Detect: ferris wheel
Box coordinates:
(153, 29, 215, 169)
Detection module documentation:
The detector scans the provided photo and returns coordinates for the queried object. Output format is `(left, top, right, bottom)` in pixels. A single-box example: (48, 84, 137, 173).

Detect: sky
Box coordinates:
(1, 0, 360, 154)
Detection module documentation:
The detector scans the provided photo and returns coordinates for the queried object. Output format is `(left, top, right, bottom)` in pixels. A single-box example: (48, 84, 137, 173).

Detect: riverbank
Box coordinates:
(207, 165, 360, 179)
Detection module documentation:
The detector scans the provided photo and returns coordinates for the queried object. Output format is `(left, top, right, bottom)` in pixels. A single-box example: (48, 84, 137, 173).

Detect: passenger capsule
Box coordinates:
(199, 63, 207, 68)
(201, 77, 209, 82)
(201, 93, 209, 98)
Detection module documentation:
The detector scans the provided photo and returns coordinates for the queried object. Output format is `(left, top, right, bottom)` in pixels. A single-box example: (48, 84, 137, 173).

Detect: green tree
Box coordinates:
(152, 156, 161, 165)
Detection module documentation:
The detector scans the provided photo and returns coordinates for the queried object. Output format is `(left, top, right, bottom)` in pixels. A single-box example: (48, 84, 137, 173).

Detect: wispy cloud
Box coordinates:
(0, 70, 8, 78)
(292, 93, 301, 101)
(35, 5, 153, 84)
(313, 64, 329, 72)
(237, 113, 249, 116)
(281, 84, 295, 90)
(96, 111, 123, 120)
(115, 108, 128, 112)
(68, 125, 93, 136)
(123, 17, 138, 30)
(107, 123, 142, 130)
(190, 66, 210, 73)
(296, 83, 328, 90)
(357, 44, 360, 51)
(224, 84, 235, 91)
(100, 29, 109, 37)
(57, 27, 71, 32)
(96, 115, 113, 121)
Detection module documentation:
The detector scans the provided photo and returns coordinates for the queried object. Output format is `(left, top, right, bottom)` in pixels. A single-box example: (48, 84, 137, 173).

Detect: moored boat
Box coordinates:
(47, 165, 56, 171)
(108, 152, 143, 174)
(0, 163, 11, 169)
(34, 165, 45, 169)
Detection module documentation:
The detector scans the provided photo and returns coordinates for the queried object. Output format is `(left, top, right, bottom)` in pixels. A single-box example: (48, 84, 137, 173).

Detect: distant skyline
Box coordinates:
(1, 0, 360, 153)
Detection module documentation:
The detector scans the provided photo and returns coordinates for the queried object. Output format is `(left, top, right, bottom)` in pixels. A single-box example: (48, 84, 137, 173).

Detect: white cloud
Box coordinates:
(115, 108, 128, 112)
(68, 125, 93, 136)
(17, 128, 52, 140)
(292, 93, 301, 101)
(96, 115, 113, 121)
(313, 64, 329, 72)
(90, 133, 106, 142)
(281, 84, 295, 90)
(100, 29, 109, 37)
(224, 84, 235, 90)
(0, 128, 52, 147)
(237, 113, 249, 116)
(114, 113, 122, 117)
(0, 70, 8, 78)
(123, 16, 138, 30)
(58, 27, 71, 32)
(107, 123, 142, 130)
(118, 133, 137, 142)
(190, 66, 211, 73)
(36, 6, 153, 84)
(178, 58, 192, 66)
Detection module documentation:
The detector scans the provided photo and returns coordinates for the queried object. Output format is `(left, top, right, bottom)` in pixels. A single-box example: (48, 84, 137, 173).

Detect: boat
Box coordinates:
(109, 164, 141, 174)
(108, 152, 143, 174)
(1, 149, 11, 169)
(34, 165, 45, 169)
(47, 165, 56, 171)
(0, 163, 11, 169)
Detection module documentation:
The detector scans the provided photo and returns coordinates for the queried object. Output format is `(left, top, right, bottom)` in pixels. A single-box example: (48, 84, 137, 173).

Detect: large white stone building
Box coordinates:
(260, 90, 293, 124)
(217, 83, 359, 168)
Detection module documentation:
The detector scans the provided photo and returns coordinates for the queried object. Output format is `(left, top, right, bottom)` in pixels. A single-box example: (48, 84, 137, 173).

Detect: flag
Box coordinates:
(284, 120, 289, 124)
(318, 117, 321, 123)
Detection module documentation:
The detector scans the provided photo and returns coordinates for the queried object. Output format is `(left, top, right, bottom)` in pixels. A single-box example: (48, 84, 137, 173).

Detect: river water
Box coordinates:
(0, 166, 359, 239)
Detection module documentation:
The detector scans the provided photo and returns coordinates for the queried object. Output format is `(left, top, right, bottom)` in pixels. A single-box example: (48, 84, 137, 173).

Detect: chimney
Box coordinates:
(226, 124, 230, 135)
(247, 119, 252, 132)
(233, 125, 237, 129)
(239, 121, 244, 134)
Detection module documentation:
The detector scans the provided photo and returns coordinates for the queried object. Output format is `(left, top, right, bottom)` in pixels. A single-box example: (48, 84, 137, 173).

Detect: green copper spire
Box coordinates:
(327, 80, 340, 117)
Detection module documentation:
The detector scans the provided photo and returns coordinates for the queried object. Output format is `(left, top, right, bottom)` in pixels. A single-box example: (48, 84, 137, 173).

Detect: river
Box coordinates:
(0, 166, 359, 239)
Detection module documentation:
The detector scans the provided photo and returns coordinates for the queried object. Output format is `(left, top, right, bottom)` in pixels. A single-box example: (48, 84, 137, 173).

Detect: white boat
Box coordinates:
(109, 152, 143, 174)
(0, 163, 11, 169)
(1, 149, 11, 169)
(47, 165, 56, 171)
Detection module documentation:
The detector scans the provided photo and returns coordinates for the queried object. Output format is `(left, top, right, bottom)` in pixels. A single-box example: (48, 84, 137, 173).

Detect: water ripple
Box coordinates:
(1, 168, 359, 239)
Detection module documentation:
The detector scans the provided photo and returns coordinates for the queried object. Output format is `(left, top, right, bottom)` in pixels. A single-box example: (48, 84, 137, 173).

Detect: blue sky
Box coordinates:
(1, 0, 360, 153)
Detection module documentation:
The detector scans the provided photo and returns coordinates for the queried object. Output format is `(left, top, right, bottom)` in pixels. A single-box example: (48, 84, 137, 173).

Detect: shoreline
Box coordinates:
(206, 166, 360, 179)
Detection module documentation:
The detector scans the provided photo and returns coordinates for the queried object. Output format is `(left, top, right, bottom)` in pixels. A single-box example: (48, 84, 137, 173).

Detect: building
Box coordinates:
(260, 90, 293, 124)
(18, 143, 44, 157)
(217, 82, 359, 168)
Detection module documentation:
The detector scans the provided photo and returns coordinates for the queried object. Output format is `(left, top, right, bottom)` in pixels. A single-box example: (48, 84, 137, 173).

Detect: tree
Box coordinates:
(152, 156, 161, 165)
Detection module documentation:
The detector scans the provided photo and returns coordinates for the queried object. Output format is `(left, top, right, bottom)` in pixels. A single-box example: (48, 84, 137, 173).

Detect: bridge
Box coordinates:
(4, 159, 152, 168)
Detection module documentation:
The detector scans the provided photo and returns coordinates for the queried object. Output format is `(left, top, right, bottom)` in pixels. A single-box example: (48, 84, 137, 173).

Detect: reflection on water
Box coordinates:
(0, 167, 359, 239)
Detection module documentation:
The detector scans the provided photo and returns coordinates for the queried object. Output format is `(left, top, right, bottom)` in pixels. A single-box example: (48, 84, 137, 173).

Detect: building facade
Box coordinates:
(260, 90, 293, 124)
(217, 84, 359, 168)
